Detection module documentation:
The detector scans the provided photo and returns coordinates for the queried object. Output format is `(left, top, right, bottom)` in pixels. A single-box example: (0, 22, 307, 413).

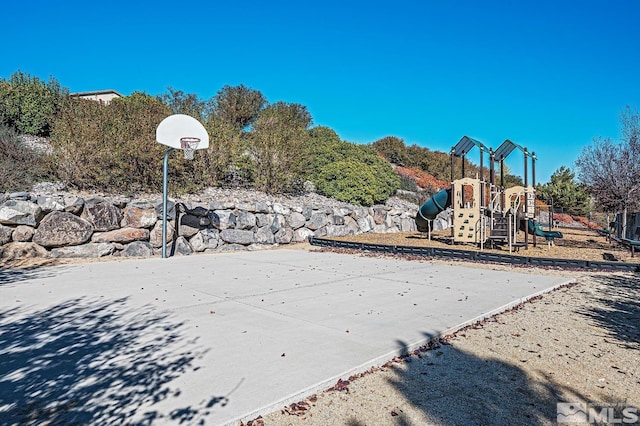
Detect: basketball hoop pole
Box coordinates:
(162, 147, 175, 259)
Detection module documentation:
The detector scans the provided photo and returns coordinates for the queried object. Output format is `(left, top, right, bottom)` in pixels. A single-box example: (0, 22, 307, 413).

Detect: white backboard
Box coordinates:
(156, 114, 209, 150)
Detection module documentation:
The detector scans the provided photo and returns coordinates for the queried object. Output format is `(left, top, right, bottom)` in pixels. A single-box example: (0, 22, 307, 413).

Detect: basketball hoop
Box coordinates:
(180, 137, 201, 160)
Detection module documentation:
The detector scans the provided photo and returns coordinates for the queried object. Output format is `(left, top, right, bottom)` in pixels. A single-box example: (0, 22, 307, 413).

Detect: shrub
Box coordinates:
(316, 160, 379, 206)
(0, 123, 51, 191)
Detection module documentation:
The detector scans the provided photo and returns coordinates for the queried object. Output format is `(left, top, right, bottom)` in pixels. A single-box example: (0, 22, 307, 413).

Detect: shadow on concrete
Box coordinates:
(0, 297, 224, 424)
(0, 265, 59, 286)
(579, 274, 640, 348)
(387, 334, 591, 425)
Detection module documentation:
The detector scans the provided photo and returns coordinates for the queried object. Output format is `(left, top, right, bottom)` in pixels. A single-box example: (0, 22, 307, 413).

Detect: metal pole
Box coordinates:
(532, 152, 537, 247)
(162, 147, 175, 259)
(524, 148, 529, 250)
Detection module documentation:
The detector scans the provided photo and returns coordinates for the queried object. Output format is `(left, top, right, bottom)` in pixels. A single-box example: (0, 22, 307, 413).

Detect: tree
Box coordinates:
(248, 102, 312, 193)
(372, 136, 408, 166)
(213, 84, 266, 130)
(536, 166, 590, 216)
(576, 106, 640, 235)
(158, 87, 211, 121)
(0, 70, 68, 136)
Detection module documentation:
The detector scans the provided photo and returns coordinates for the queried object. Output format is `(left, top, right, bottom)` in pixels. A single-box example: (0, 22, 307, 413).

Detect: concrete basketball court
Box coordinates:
(0, 248, 571, 425)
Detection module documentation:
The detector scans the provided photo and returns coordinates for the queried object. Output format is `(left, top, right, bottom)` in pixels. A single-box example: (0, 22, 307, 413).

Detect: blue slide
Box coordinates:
(415, 189, 452, 232)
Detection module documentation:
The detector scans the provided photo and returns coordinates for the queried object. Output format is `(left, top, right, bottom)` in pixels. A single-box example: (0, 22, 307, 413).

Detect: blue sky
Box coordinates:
(3, 0, 638, 183)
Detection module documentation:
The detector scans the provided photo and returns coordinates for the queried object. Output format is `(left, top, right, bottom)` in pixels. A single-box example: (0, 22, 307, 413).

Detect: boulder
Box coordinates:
(33, 212, 93, 248)
(220, 229, 255, 245)
(372, 206, 387, 224)
(63, 196, 85, 215)
(122, 201, 157, 228)
(400, 218, 417, 232)
(254, 201, 270, 213)
(326, 224, 349, 237)
(174, 236, 194, 256)
(210, 210, 236, 230)
(344, 216, 360, 234)
(108, 196, 131, 208)
(236, 210, 257, 230)
(149, 221, 175, 248)
(12, 225, 35, 242)
(0, 200, 43, 226)
(287, 212, 306, 229)
(120, 241, 154, 257)
(275, 227, 294, 244)
(91, 227, 149, 243)
(255, 225, 275, 244)
(0, 224, 12, 245)
(306, 212, 327, 231)
(332, 215, 345, 225)
(8, 191, 30, 200)
(81, 198, 122, 231)
(36, 196, 65, 213)
(198, 228, 221, 250)
(154, 199, 176, 221)
(0, 242, 49, 260)
(51, 243, 115, 258)
(357, 217, 372, 233)
(189, 232, 207, 252)
(255, 213, 274, 228)
(293, 227, 314, 242)
(178, 214, 201, 238)
(218, 243, 246, 252)
(270, 214, 286, 233)
(273, 203, 290, 215)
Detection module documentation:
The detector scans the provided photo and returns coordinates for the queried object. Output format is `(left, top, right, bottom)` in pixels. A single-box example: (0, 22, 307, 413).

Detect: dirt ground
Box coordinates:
(331, 227, 640, 265)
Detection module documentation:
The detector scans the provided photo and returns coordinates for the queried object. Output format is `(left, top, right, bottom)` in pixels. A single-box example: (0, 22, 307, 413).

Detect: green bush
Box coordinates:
(316, 160, 379, 206)
(0, 71, 68, 136)
(0, 123, 51, 191)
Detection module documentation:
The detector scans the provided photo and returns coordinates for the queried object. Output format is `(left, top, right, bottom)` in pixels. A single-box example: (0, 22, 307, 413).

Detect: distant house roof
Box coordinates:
(69, 89, 124, 104)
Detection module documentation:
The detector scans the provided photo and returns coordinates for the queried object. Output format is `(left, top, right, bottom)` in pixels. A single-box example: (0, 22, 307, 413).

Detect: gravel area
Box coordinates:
(259, 267, 639, 425)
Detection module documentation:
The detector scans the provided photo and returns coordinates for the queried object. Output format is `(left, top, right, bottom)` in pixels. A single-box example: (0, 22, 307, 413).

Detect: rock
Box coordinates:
(288, 212, 306, 229)
(37, 196, 65, 212)
(51, 243, 115, 258)
(255, 225, 275, 244)
(270, 214, 285, 233)
(326, 224, 349, 237)
(254, 201, 270, 213)
(357, 217, 372, 233)
(63, 196, 85, 215)
(174, 236, 194, 255)
(0, 224, 12, 245)
(306, 212, 327, 231)
(373, 224, 387, 234)
(122, 202, 157, 228)
(302, 206, 313, 220)
(332, 215, 345, 225)
(344, 216, 360, 234)
(275, 227, 294, 244)
(218, 243, 246, 251)
(293, 227, 314, 242)
(120, 241, 154, 257)
(155, 200, 176, 220)
(149, 221, 175, 248)
(33, 211, 93, 248)
(273, 203, 290, 215)
(189, 232, 207, 252)
(0, 200, 43, 226)
(255, 213, 274, 227)
(220, 229, 255, 245)
(236, 210, 257, 230)
(108, 196, 131, 208)
(199, 228, 221, 250)
(186, 205, 209, 217)
(372, 206, 387, 224)
(9, 191, 30, 200)
(400, 218, 417, 232)
(0, 242, 49, 260)
(12, 225, 35, 242)
(31, 181, 66, 193)
(178, 214, 201, 238)
(313, 227, 327, 237)
(81, 198, 122, 231)
(91, 227, 149, 243)
(303, 180, 316, 193)
(236, 202, 256, 212)
(210, 210, 236, 230)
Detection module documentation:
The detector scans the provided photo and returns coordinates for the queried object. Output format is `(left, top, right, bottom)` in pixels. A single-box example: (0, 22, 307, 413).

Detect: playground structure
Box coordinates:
(415, 136, 562, 252)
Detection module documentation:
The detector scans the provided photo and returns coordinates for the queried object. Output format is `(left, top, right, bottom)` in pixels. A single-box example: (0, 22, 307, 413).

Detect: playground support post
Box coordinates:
(532, 152, 537, 247)
(524, 147, 529, 249)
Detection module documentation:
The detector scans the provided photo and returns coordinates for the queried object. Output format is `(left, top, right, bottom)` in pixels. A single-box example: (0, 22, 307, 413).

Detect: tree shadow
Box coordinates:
(0, 265, 58, 286)
(387, 335, 591, 425)
(578, 274, 640, 348)
(0, 297, 226, 424)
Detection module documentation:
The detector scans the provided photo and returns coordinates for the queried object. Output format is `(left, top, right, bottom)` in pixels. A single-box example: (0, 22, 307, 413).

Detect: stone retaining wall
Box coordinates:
(0, 188, 418, 260)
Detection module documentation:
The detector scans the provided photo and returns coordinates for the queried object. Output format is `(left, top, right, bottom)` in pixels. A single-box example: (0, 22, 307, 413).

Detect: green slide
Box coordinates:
(523, 219, 563, 241)
(415, 189, 452, 232)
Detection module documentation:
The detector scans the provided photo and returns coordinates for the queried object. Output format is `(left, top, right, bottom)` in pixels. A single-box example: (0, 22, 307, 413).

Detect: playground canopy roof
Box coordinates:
(494, 139, 527, 161)
(452, 136, 489, 157)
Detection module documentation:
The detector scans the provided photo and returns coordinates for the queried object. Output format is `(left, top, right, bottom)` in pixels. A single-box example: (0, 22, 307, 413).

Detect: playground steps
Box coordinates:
(487, 216, 509, 248)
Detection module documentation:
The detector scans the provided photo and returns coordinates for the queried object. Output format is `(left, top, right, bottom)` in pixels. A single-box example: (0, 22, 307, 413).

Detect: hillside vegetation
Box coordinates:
(1, 70, 509, 206)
